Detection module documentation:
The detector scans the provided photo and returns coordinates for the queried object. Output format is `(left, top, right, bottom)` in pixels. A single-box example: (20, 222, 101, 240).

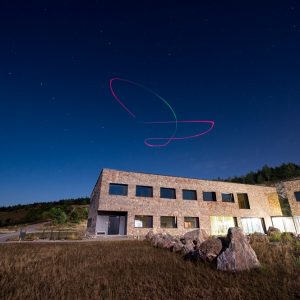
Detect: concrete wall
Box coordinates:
(88, 169, 282, 236)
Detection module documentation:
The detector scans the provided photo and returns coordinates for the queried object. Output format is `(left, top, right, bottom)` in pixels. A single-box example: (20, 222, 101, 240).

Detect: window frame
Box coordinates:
(136, 185, 153, 198)
(221, 193, 235, 203)
(203, 191, 217, 202)
(184, 216, 200, 229)
(134, 215, 153, 228)
(109, 183, 128, 196)
(160, 216, 177, 228)
(182, 189, 197, 201)
(160, 187, 176, 199)
(237, 193, 250, 209)
(294, 191, 300, 202)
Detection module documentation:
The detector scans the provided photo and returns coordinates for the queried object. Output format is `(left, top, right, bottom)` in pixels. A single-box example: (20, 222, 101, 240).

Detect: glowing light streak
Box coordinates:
(109, 78, 215, 147)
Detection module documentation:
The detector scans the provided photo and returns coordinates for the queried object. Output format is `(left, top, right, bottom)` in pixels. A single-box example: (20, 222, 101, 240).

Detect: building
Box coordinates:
(87, 169, 300, 236)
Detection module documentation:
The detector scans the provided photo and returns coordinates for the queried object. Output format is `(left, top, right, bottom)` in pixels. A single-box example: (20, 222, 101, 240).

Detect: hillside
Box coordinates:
(224, 162, 300, 185)
(0, 197, 90, 227)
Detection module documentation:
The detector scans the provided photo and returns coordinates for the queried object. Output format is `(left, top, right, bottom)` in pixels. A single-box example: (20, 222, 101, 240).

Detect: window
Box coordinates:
(222, 193, 234, 203)
(272, 217, 297, 233)
(109, 183, 128, 196)
(134, 215, 153, 228)
(183, 189, 197, 200)
(136, 185, 153, 197)
(241, 218, 265, 234)
(237, 193, 250, 209)
(184, 217, 199, 229)
(160, 187, 176, 199)
(294, 191, 300, 202)
(210, 216, 237, 236)
(203, 192, 216, 201)
(160, 216, 177, 228)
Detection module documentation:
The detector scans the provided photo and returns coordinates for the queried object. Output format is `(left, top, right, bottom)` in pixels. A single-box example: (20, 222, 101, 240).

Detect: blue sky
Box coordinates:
(0, 1, 300, 205)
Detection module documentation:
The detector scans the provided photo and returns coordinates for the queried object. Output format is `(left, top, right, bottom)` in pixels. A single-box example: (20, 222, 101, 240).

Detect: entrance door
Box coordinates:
(108, 216, 120, 235)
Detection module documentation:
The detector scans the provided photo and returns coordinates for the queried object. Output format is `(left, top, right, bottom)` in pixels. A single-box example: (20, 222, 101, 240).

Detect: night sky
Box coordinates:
(1, 1, 300, 205)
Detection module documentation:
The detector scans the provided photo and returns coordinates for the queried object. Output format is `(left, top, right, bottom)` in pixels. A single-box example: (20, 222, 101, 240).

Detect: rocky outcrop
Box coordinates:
(217, 227, 260, 272)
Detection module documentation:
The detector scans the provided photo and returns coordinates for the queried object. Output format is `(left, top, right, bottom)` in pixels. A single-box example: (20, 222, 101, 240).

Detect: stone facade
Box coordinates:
(277, 179, 300, 216)
(87, 169, 284, 236)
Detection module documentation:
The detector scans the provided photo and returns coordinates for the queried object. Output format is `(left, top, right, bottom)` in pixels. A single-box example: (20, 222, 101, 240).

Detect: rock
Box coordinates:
(217, 227, 260, 272)
(267, 226, 281, 235)
(183, 229, 209, 244)
(182, 239, 195, 254)
(145, 230, 154, 241)
(197, 238, 223, 262)
(150, 233, 164, 247)
(172, 240, 184, 253)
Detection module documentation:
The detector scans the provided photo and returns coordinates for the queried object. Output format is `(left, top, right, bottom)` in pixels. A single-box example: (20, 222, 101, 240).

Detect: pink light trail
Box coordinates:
(109, 77, 215, 147)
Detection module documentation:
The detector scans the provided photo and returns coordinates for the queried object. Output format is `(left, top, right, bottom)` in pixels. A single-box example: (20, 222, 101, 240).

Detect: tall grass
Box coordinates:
(0, 239, 299, 299)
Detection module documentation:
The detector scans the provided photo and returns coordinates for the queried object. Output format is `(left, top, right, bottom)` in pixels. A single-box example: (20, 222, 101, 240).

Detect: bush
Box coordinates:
(269, 231, 282, 242)
(48, 208, 67, 224)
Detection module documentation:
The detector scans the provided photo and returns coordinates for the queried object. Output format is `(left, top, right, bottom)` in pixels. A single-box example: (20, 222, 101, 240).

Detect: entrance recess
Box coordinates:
(108, 216, 120, 235)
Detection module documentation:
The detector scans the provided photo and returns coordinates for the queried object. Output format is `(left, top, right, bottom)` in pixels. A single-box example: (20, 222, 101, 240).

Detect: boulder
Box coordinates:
(267, 226, 281, 236)
(183, 229, 209, 244)
(145, 230, 154, 241)
(172, 240, 184, 253)
(217, 227, 260, 272)
(182, 239, 195, 254)
(150, 233, 164, 247)
(197, 238, 223, 262)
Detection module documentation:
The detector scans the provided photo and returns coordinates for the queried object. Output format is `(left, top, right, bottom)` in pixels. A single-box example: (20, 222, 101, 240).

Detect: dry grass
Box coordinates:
(0, 239, 299, 300)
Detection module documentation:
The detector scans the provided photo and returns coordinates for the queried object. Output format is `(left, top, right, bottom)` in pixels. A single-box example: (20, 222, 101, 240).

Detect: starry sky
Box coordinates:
(1, 1, 300, 206)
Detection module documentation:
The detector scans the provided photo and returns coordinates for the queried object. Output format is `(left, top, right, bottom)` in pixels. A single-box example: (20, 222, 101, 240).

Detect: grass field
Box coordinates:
(1, 239, 300, 300)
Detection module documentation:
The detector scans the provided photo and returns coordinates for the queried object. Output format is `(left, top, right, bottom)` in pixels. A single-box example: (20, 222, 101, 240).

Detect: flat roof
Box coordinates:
(101, 168, 274, 188)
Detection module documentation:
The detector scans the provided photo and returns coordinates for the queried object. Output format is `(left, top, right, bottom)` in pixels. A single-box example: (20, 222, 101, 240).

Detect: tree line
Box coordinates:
(224, 162, 300, 185)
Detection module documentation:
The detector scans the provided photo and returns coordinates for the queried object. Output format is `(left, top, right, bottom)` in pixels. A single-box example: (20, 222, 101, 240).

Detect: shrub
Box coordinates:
(269, 231, 282, 242)
(48, 208, 67, 224)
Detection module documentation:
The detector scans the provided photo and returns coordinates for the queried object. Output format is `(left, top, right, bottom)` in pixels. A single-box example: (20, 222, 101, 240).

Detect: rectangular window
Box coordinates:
(136, 185, 153, 197)
(184, 217, 199, 229)
(210, 216, 237, 236)
(160, 188, 176, 199)
(160, 216, 177, 228)
(203, 192, 217, 201)
(183, 189, 197, 200)
(134, 215, 153, 228)
(222, 193, 234, 203)
(294, 191, 300, 202)
(272, 217, 297, 233)
(109, 183, 128, 196)
(237, 193, 250, 209)
(241, 218, 265, 234)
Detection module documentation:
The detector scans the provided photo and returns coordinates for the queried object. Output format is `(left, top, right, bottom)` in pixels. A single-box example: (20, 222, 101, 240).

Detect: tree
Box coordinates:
(48, 207, 67, 224)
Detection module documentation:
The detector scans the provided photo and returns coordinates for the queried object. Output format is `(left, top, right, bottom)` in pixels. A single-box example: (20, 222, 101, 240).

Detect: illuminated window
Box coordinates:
(203, 192, 216, 201)
(183, 189, 197, 200)
(160, 216, 177, 228)
(237, 193, 250, 209)
(210, 216, 237, 235)
(109, 183, 128, 196)
(222, 193, 234, 203)
(184, 217, 199, 229)
(160, 188, 176, 199)
(241, 218, 265, 234)
(136, 186, 153, 197)
(134, 215, 153, 228)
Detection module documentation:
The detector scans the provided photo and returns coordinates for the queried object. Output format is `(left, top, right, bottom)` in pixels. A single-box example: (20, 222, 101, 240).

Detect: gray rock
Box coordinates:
(197, 238, 223, 262)
(172, 240, 184, 253)
(183, 229, 209, 244)
(217, 227, 260, 272)
(145, 230, 154, 241)
(182, 239, 195, 254)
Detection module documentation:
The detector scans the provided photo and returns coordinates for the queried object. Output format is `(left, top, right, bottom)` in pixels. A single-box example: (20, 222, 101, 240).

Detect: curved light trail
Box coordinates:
(109, 77, 215, 147)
